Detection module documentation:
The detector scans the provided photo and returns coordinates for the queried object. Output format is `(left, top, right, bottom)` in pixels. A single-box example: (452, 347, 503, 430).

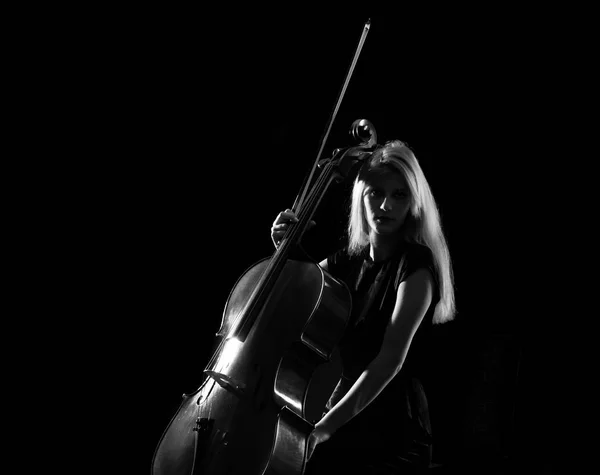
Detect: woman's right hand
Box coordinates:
(271, 208, 298, 248)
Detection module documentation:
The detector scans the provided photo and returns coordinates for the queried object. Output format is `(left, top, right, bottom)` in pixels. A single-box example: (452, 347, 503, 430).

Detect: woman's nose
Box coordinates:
(380, 198, 392, 211)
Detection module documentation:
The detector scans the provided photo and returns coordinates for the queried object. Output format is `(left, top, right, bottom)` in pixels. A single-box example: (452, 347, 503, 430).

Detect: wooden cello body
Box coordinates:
(151, 256, 351, 475)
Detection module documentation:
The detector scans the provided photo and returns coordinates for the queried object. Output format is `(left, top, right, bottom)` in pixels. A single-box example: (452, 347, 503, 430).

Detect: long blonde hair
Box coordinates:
(347, 140, 456, 324)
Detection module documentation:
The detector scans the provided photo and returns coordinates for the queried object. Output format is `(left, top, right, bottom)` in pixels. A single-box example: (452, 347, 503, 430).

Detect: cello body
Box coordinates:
(151, 256, 351, 475)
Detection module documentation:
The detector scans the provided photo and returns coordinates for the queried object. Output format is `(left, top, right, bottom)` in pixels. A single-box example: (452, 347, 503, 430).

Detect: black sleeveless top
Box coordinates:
(323, 241, 439, 456)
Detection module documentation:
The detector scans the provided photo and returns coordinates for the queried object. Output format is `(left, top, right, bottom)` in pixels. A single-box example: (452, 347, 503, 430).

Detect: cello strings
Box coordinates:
(205, 159, 335, 372)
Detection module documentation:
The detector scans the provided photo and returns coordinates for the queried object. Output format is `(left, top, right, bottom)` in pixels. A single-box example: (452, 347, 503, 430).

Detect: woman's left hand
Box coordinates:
(306, 423, 334, 462)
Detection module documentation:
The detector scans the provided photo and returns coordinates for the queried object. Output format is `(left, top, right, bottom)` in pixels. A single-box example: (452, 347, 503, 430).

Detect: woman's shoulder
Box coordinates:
(402, 242, 434, 265)
(326, 246, 365, 275)
(395, 242, 436, 286)
(328, 246, 363, 262)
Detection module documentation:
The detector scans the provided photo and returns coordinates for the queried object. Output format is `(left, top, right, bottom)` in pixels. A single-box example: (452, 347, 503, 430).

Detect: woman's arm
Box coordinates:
(307, 267, 434, 456)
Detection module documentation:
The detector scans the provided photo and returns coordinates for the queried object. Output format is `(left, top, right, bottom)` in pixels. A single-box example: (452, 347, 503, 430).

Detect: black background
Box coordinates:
(70, 10, 581, 473)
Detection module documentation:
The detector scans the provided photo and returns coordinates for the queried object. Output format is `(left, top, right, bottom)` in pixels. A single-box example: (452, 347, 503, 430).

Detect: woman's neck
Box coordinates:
(369, 233, 403, 262)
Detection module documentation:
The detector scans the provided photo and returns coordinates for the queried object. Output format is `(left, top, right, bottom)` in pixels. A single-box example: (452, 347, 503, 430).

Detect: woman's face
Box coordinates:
(363, 170, 412, 236)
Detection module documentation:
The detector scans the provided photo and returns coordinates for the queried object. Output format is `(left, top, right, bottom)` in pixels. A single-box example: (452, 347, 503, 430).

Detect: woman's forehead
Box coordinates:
(365, 169, 407, 188)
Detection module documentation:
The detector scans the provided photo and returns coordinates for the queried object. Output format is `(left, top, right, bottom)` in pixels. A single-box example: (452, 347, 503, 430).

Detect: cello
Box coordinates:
(151, 20, 378, 475)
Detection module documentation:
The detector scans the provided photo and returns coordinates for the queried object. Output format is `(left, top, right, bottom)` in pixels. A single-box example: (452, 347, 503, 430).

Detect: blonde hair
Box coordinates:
(347, 140, 456, 324)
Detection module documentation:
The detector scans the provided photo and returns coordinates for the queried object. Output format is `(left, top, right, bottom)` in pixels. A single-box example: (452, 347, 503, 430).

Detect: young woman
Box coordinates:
(271, 140, 456, 473)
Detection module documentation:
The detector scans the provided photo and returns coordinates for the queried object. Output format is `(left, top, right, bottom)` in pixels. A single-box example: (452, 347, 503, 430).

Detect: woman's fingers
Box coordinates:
(271, 209, 318, 249)
(271, 209, 298, 247)
(274, 210, 298, 226)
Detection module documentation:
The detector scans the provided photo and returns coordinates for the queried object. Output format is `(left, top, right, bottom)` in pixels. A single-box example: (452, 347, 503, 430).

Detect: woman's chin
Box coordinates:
(372, 224, 401, 235)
